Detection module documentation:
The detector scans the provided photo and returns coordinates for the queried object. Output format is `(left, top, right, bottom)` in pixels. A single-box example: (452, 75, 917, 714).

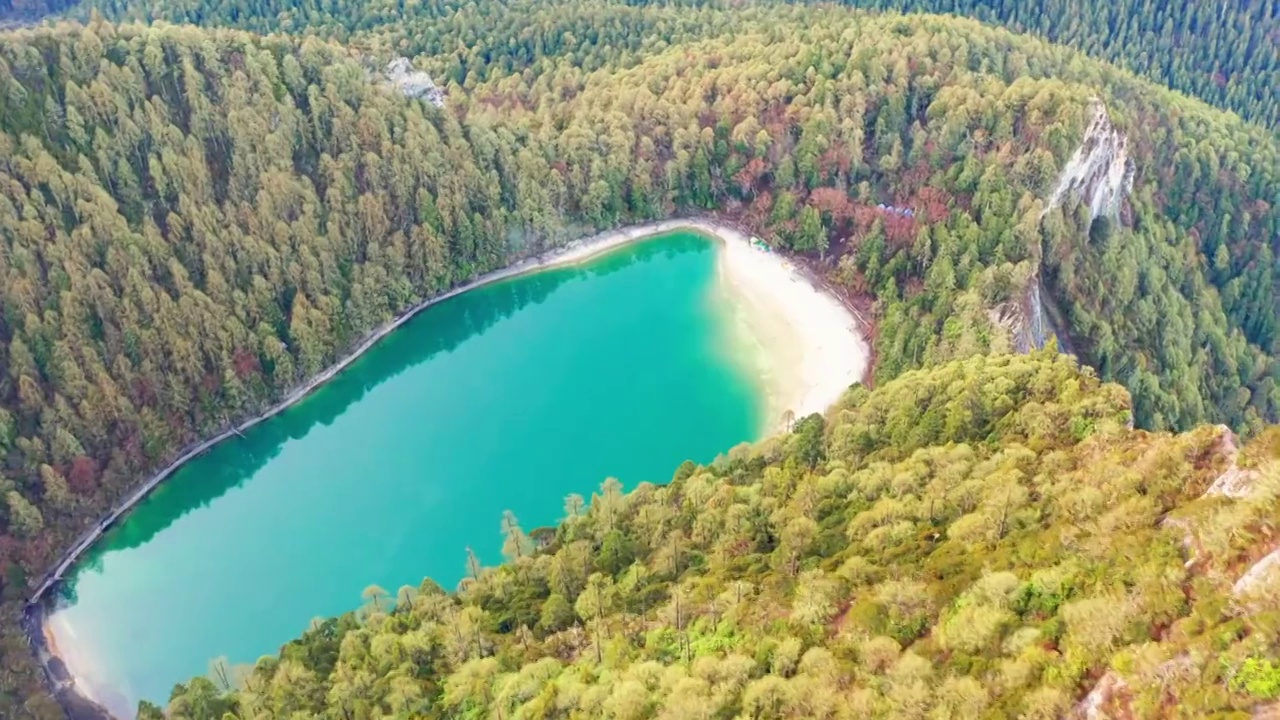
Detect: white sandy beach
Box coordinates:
(706, 226, 869, 428)
(537, 219, 869, 430)
(542, 220, 867, 424)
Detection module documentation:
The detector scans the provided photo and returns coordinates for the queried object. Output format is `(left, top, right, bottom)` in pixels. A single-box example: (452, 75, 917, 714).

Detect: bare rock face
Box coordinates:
(1009, 100, 1133, 357)
(1071, 671, 1132, 720)
(995, 278, 1073, 354)
(384, 57, 445, 107)
(1204, 425, 1261, 499)
(1253, 701, 1280, 719)
(1234, 548, 1280, 609)
(1044, 101, 1134, 220)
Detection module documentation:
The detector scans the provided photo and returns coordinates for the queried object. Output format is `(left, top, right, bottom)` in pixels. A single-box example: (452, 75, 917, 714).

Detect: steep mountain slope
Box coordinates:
(0, 7, 1276, 718)
(154, 351, 1280, 719)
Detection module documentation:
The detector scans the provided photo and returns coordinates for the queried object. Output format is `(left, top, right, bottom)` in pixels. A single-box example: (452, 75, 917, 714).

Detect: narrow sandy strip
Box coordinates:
(32, 218, 869, 719)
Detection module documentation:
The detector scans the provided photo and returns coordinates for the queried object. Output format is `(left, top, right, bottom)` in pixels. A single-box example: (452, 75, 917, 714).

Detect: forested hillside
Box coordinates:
(154, 351, 1280, 719)
(5, 0, 1275, 128)
(859, 0, 1279, 128)
(0, 3, 1277, 717)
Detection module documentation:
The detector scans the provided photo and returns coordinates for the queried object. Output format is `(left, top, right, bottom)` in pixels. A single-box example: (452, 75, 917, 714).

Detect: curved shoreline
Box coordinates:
(27, 217, 869, 718)
(708, 224, 869, 427)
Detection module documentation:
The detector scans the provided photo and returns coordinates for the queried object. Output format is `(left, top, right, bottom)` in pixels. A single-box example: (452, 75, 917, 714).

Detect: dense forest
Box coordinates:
(0, 0, 1277, 717)
(153, 351, 1280, 718)
(2, 0, 1275, 129)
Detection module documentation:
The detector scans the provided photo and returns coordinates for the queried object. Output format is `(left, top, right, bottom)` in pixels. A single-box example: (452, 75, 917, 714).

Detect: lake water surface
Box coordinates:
(48, 231, 767, 714)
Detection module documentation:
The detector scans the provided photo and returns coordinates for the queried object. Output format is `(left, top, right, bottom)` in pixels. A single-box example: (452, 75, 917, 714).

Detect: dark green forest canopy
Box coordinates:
(0, 5, 1276, 718)
(153, 352, 1280, 719)
(4, 0, 1276, 129)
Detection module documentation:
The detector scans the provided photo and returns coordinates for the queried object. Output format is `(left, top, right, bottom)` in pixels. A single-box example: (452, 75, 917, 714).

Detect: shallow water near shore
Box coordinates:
(46, 231, 772, 715)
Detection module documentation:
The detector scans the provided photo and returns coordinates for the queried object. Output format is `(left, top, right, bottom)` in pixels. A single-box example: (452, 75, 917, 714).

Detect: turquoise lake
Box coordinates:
(47, 231, 768, 715)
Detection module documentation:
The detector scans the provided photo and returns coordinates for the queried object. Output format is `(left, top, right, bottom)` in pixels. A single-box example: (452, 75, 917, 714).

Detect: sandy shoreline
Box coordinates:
(702, 223, 868, 429)
(31, 217, 869, 719)
(530, 218, 869, 427)
(532, 217, 869, 428)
